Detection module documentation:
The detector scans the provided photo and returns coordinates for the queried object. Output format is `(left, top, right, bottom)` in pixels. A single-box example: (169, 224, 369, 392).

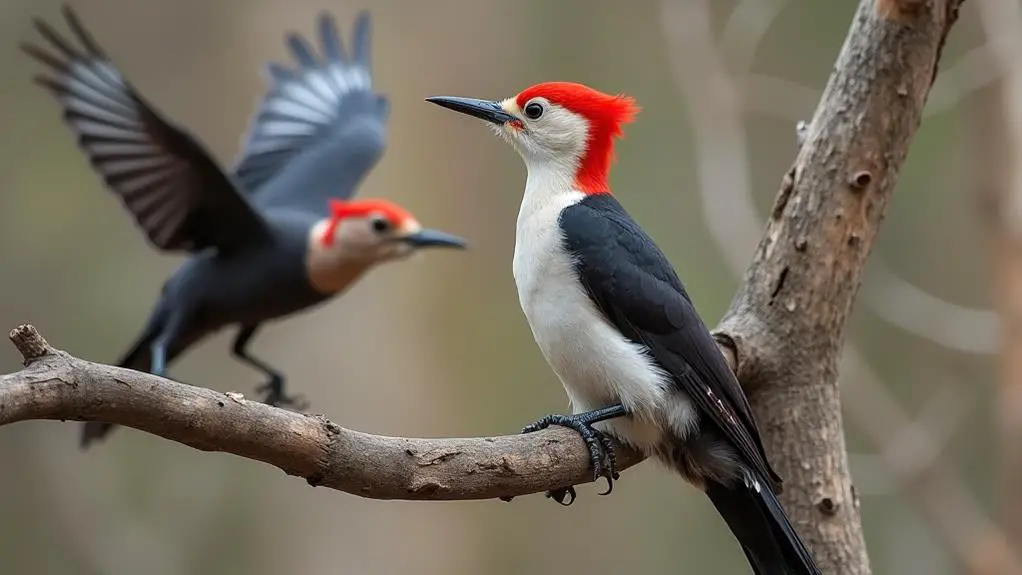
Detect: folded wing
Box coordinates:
(561, 197, 782, 490)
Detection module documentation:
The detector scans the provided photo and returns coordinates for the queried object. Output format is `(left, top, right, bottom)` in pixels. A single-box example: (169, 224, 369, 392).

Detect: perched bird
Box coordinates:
(427, 83, 820, 575)
(23, 6, 467, 449)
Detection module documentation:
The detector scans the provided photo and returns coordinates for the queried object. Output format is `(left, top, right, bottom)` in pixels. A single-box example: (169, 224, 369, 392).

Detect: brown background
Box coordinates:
(0, 1, 1004, 573)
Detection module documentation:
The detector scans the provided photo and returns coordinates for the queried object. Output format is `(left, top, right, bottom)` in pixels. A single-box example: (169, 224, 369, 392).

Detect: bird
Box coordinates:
(426, 82, 820, 575)
(22, 5, 467, 450)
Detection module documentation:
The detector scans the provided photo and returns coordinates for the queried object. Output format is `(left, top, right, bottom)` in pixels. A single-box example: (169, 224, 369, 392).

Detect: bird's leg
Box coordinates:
(149, 311, 188, 379)
(151, 340, 168, 377)
(258, 378, 308, 410)
(232, 325, 308, 410)
(505, 404, 627, 506)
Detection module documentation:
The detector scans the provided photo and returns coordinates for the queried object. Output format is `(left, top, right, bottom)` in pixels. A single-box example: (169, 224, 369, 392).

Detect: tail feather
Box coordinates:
(79, 330, 155, 449)
(706, 468, 821, 575)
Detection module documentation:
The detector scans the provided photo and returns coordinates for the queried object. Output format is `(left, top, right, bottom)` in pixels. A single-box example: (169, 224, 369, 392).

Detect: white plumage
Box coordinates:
(512, 156, 700, 456)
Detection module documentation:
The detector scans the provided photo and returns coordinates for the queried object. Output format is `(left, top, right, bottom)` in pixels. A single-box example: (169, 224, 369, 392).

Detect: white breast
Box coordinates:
(511, 185, 698, 453)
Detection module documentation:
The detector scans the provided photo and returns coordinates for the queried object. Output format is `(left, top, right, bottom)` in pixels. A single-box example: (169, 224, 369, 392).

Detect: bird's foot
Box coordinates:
(518, 413, 620, 506)
(257, 377, 308, 411)
(261, 388, 309, 411)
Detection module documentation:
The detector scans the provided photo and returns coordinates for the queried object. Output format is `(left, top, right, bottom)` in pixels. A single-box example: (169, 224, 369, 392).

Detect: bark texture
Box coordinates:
(0, 325, 644, 501)
(0, 2, 968, 573)
(714, 1, 965, 573)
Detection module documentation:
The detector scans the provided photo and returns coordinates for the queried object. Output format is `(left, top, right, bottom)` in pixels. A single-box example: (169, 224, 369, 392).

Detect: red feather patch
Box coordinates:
(321, 199, 414, 247)
(516, 82, 639, 195)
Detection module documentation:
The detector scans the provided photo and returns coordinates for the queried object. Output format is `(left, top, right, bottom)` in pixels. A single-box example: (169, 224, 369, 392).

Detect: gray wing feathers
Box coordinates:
(350, 12, 371, 68)
(231, 11, 389, 210)
(317, 15, 347, 63)
(22, 6, 271, 254)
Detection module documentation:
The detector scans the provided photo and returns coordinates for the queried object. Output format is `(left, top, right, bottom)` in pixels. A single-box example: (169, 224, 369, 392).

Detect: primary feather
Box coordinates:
(21, 5, 271, 254)
(232, 11, 390, 216)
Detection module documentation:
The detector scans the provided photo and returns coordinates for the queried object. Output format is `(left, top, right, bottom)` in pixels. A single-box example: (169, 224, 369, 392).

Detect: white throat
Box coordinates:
(510, 155, 697, 455)
(512, 159, 585, 315)
(516, 157, 579, 226)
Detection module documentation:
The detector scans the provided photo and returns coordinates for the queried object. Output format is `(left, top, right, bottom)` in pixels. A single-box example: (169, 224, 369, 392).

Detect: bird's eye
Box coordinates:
(370, 217, 391, 233)
(524, 102, 544, 120)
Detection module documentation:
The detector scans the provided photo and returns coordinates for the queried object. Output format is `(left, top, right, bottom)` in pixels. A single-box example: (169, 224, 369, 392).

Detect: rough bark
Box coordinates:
(0, 325, 644, 501)
(0, 1, 967, 572)
(713, 1, 965, 573)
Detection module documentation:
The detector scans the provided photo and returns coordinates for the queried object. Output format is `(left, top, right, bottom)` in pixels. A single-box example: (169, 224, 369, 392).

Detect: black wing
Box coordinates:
(22, 6, 272, 254)
(560, 194, 781, 490)
(231, 11, 390, 216)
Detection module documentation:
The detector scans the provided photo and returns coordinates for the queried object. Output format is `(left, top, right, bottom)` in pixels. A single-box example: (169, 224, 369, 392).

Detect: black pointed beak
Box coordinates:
(400, 228, 467, 249)
(425, 96, 516, 125)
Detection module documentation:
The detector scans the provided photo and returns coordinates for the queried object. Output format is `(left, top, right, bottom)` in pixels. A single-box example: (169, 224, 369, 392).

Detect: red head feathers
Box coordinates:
(321, 199, 414, 247)
(516, 82, 640, 194)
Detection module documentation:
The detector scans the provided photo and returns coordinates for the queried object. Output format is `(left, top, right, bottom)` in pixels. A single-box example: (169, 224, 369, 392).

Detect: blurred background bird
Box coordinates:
(21, 5, 467, 449)
(0, 2, 1002, 574)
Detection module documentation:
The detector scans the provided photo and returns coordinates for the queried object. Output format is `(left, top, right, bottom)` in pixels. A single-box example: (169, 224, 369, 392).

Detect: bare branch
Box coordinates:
(722, 7, 1001, 356)
(662, 0, 964, 567)
(2, 2, 968, 573)
(709, 1, 966, 573)
(0, 325, 645, 502)
(710, 22, 1008, 563)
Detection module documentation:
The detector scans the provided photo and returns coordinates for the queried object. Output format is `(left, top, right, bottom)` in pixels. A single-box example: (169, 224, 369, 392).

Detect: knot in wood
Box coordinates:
(849, 171, 873, 191)
(817, 497, 839, 516)
(9, 324, 51, 363)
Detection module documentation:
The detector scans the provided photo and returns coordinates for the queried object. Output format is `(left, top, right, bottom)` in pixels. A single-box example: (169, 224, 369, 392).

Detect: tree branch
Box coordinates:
(712, 1, 966, 573)
(0, 325, 644, 501)
(0, 2, 967, 572)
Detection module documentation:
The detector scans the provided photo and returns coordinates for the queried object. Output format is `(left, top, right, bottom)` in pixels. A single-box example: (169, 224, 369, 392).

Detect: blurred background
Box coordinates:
(0, 0, 1012, 573)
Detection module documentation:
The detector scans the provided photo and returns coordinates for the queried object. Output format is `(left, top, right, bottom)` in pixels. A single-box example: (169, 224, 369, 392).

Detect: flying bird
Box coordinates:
(23, 5, 467, 449)
(427, 82, 820, 575)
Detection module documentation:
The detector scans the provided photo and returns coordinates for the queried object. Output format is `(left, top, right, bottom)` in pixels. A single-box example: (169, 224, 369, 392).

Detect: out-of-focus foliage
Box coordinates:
(0, 1, 996, 573)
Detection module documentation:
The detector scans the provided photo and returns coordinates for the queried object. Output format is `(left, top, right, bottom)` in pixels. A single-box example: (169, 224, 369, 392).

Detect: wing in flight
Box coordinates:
(22, 5, 272, 254)
(232, 12, 390, 216)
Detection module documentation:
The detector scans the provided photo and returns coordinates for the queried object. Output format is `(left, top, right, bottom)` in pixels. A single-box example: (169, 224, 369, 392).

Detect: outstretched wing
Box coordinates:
(232, 11, 390, 216)
(22, 5, 272, 254)
(560, 194, 782, 491)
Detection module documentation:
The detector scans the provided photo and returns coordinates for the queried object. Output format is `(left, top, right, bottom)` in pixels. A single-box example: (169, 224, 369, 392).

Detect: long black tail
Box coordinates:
(78, 327, 157, 449)
(705, 468, 821, 575)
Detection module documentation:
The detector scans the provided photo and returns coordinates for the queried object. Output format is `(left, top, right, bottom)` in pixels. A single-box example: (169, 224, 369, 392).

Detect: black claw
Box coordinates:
(595, 431, 619, 496)
(258, 378, 308, 410)
(546, 486, 576, 506)
(272, 392, 309, 410)
(519, 413, 620, 505)
(521, 415, 553, 435)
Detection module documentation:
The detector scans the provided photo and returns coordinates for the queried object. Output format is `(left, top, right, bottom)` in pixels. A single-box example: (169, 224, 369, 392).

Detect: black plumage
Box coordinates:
(21, 9, 272, 254)
(22, 6, 463, 449)
(558, 193, 819, 575)
(424, 82, 817, 575)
